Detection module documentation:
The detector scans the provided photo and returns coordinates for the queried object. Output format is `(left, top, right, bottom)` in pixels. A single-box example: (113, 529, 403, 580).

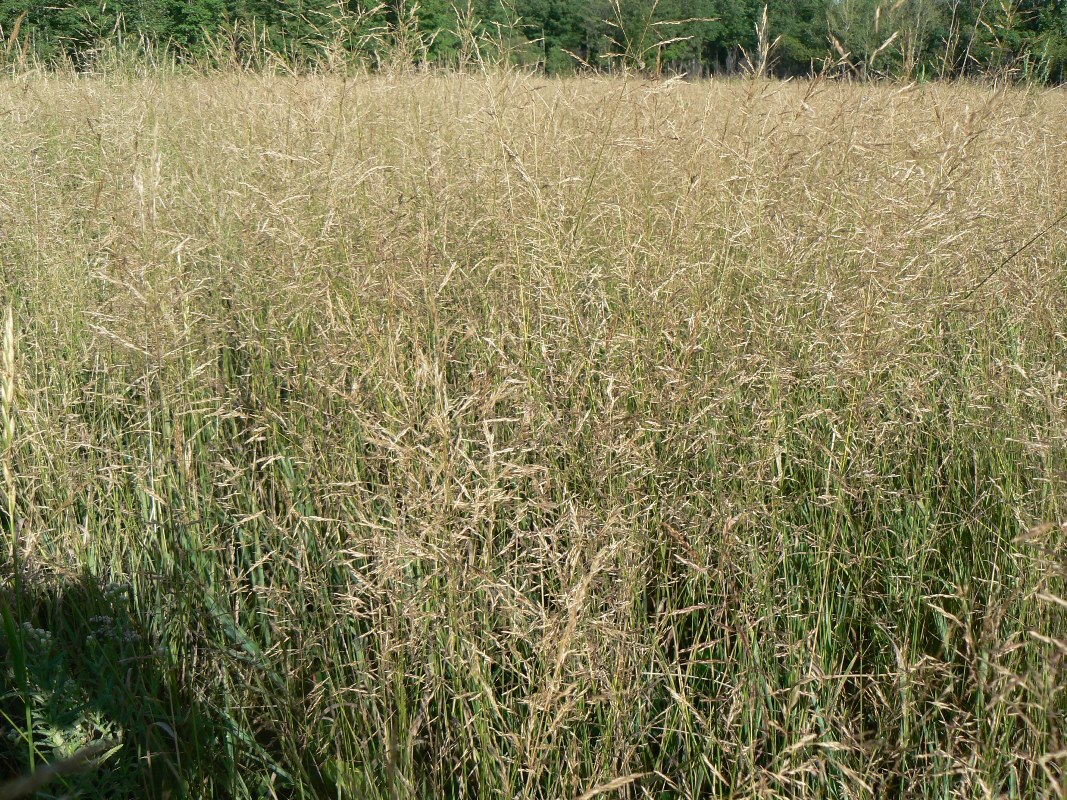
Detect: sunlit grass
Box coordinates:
(0, 70, 1064, 798)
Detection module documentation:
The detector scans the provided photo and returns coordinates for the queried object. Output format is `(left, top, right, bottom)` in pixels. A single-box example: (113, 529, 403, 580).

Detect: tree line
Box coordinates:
(1, 0, 1065, 82)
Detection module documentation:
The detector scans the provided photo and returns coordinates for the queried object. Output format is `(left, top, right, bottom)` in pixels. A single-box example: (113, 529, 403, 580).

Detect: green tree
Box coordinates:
(0, 0, 1062, 80)
(168, 0, 229, 52)
(514, 0, 586, 72)
(1036, 0, 1067, 82)
(0, 0, 123, 62)
(703, 0, 760, 74)
(768, 0, 830, 75)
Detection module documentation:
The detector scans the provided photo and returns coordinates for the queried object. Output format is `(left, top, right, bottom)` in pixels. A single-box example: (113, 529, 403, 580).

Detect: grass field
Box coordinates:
(0, 69, 1065, 798)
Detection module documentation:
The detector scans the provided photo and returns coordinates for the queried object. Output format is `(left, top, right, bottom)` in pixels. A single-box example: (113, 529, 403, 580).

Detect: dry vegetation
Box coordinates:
(0, 70, 1065, 798)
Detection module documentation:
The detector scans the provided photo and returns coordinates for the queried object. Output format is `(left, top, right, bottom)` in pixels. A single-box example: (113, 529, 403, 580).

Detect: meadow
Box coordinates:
(0, 68, 1065, 798)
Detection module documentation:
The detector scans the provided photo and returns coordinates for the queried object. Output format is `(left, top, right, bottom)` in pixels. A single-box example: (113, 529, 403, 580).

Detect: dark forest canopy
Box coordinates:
(0, 0, 1065, 81)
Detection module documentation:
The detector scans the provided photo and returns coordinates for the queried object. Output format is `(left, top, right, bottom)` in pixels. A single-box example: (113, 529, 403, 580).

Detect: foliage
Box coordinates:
(0, 0, 1066, 80)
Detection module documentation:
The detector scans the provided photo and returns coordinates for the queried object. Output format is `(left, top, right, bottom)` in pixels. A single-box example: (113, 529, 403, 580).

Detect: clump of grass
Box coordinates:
(0, 70, 1064, 798)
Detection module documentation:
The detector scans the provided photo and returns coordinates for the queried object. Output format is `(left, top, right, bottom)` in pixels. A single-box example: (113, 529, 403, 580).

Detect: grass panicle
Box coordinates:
(0, 69, 1064, 798)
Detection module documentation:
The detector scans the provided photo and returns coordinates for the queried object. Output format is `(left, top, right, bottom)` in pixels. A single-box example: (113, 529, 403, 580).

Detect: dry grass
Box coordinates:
(0, 70, 1065, 798)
